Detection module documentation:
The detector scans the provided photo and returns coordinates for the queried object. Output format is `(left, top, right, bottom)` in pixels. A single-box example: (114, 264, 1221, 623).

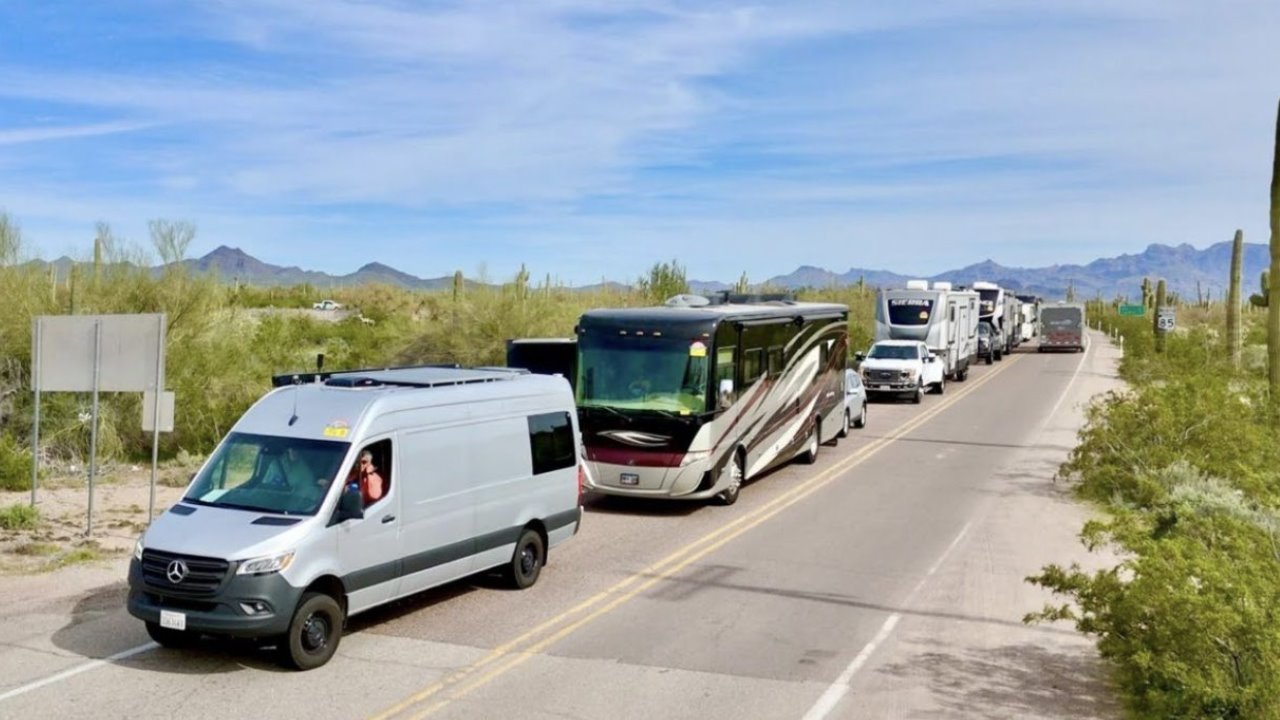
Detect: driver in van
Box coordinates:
(346, 450, 384, 507)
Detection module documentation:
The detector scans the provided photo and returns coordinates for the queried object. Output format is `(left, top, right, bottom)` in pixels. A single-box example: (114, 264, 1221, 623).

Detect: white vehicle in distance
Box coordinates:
(312, 299, 342, 310)
(841, 369, 868, 435)
(856, 340, 945, 403)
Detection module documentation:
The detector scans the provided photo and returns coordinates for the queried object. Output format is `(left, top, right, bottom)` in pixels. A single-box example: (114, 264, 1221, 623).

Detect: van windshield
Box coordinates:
(184, 432, 351, 516)
(576, 335, 709, 415)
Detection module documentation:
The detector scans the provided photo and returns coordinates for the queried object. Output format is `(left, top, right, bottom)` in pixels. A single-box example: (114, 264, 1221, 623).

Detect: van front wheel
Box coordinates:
(279, 592, 343, 671)
(146, 621, 198, 649)
(507, 528, 545, 589)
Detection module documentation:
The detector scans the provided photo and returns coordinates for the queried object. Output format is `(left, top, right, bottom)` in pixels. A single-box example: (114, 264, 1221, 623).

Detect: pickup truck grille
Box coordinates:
(869, 370, 898, 381)
(141, 549, 231, 597)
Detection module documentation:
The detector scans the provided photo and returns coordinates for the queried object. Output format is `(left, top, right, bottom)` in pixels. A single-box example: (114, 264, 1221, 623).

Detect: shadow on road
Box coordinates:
(876, 640, 1120, 719)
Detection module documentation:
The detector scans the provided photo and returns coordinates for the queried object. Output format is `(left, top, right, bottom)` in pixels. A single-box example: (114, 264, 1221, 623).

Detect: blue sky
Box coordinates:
(1, 0, 1277, 285)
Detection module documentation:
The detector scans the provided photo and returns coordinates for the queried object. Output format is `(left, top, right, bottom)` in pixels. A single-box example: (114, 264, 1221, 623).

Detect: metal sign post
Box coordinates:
(87, 319, 102, 537)
(30, 320, 41, 507)
(147, 315, 167, 521)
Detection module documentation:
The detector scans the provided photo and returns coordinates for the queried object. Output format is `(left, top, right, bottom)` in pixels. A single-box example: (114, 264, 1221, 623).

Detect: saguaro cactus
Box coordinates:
(452, 270, 463, 302)
(1141, 277, 1153, 309)
(1154, 278, 1167, 353)
(1268, 99, 1280, 424)
(1228, 229, 1244, 366)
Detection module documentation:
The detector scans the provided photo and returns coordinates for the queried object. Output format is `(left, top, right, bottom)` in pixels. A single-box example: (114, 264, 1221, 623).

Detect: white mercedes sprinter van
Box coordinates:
(127, 366, 583, 670)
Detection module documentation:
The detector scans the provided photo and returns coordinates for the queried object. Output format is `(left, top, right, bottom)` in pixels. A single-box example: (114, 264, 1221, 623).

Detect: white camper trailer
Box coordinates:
(972, 281, 1013, 357)
(875, 280, 979, 382)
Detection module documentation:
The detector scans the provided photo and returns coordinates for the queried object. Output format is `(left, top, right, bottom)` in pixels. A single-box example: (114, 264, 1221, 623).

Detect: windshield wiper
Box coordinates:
(584, 404, 631, 422)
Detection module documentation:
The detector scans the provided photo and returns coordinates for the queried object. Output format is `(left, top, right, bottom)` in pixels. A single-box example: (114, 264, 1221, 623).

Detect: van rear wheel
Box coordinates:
(506, 528, 545, 589)
(279, 592, 343, 671)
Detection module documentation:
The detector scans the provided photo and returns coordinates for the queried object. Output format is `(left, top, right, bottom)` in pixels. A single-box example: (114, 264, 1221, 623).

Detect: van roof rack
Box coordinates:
(270, 363, 525, 389)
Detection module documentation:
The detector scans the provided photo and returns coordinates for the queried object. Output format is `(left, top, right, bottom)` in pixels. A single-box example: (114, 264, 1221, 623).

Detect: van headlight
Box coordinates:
(236, 550, 295, 576)
(133, 539, 143, 561)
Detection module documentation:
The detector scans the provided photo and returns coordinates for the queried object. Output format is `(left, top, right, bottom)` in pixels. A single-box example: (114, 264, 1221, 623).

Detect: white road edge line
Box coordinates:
(0, 642, 158, 703)
(1044, 332, 1092, 424)
(801, 521, 974, 720)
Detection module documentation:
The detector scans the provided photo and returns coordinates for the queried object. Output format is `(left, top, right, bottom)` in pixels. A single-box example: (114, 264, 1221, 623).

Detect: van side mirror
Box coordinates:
(335, 485, 364, 523)
(854, 352, 865, 362)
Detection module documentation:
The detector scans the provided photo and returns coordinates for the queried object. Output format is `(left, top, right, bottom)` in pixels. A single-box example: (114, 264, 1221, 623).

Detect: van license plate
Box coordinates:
(874, 385, 888, 390)
(160, 610, 186, 631)
(619, 473, 640, 486)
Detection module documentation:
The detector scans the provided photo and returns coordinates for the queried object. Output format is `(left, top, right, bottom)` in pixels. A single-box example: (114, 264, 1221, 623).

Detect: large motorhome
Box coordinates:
(972, 281, 1015, 356)
(875, 280, 979, 382)
(575, 297, 848, 506)
(1038, 303, 1086, 352)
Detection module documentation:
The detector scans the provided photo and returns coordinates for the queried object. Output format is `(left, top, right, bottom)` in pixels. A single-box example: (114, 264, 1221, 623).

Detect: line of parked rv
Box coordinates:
(124, 283, 1084, 671)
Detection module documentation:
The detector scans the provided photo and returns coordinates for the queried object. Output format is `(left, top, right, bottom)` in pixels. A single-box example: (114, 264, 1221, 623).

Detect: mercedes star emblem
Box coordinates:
(166, 559, 189, 584)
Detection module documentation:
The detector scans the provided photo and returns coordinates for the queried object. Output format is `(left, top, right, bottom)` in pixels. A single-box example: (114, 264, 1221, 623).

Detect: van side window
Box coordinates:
(346, 439, 392, 508)
(528, 412, 575, 475)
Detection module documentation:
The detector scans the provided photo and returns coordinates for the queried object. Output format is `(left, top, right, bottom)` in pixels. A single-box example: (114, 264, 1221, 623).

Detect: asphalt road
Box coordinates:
(0, 334, 1121, 720)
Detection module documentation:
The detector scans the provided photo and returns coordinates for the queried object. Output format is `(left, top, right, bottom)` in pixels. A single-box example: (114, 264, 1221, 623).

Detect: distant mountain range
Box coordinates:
(29, 241, 1270, 301)
(695, 241, 1270, 301)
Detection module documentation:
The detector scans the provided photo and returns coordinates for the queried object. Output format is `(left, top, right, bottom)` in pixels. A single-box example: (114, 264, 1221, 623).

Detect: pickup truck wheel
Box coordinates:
(912, 382, 924, 404)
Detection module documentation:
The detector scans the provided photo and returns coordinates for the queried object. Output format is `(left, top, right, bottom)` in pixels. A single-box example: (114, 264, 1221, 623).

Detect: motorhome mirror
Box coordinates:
(718, 378, 734, 397)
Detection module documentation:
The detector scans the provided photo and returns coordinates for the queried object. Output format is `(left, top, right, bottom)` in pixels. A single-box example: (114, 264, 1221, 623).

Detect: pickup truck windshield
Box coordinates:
(576, 335, 709, 415)
(867, 345, 921, 360)
(184, 432, 350, 515)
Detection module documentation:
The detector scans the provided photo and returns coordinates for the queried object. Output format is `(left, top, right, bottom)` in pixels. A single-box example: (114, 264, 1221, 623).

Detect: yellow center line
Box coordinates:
(373, 355, 1024, 720)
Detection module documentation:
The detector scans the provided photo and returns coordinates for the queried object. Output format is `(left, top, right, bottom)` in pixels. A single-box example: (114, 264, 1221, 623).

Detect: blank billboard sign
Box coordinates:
(34, 314, 165, 392)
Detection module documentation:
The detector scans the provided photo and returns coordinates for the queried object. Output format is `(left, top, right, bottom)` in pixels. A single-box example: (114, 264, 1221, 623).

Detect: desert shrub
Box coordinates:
(1033, 307, 1280, 718)
(0, 503, 39, 531)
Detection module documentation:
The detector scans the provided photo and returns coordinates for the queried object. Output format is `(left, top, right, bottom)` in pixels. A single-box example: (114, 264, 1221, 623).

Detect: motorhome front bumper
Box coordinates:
(127, 556, 304, 638)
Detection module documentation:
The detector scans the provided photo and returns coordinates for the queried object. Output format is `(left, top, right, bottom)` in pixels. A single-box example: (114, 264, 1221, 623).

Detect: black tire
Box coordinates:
(799, 424, 820, 464)
(837, 410, 850, 439)
(912, 382, 924, 404)
(853, 402, 867, 429)
(985, 355, 993, 365)
(714, 454, 744, 506)
(506, 527, 545, 590)
(279, 592, 343, 671)
(994, 349, 1003, 362)
(934, 375, 946, 395)
(146, 621, 198, 649)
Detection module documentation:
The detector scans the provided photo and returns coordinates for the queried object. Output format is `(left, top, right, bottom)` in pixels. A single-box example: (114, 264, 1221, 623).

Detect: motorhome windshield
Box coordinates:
(1041, 308, 1082, 329)
(183, 432, 350, 515)
(868, 344, 921, 360)
(887, 298, 934, 326)
(977, 289, 1000, 318)
(576, 334, 709, 414)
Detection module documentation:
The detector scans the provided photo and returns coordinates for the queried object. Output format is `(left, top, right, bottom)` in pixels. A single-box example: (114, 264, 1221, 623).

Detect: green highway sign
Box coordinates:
(1118, 304, 1145, 316)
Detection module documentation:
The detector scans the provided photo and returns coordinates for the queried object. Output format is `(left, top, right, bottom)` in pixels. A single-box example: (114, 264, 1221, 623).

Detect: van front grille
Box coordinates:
(141, 549, 230, 597)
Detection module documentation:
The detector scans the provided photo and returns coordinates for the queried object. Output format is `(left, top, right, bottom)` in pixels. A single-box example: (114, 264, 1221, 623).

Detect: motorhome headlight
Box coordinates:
(680, 450, 710, 467)
(236, 550, 296, 576)
(133, 539, 143, 561)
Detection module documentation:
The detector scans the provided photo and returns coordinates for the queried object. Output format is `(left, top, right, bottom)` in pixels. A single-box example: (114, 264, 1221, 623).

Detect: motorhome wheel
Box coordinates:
(799, 424, 819, 464)
(714, 454, 744, 506)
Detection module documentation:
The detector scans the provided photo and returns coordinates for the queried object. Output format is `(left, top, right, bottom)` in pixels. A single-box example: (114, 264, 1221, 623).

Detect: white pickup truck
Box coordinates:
(856, 339, 946, 403)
